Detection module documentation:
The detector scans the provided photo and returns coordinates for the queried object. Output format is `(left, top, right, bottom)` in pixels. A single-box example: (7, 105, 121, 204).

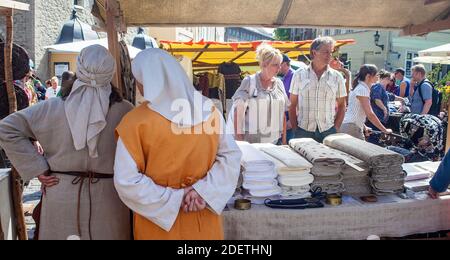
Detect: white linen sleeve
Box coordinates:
(192, 118, 243, 215)
(113, 138, 185, 232)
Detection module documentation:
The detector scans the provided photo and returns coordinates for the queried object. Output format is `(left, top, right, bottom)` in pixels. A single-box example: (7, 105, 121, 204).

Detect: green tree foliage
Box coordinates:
(274, 28, 292, 41)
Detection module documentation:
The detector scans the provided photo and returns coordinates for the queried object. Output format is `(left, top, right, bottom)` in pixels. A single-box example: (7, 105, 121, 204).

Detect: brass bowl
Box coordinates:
(326, 194, 342, 206)
(234, 199, 251, 210)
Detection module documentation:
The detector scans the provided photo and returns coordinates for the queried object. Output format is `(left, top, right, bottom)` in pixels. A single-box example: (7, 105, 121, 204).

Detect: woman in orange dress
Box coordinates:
(114, 49, 242, 240)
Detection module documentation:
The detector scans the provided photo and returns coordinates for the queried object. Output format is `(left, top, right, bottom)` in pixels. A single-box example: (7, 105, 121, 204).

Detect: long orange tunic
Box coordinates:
(116, 102, 223, 240)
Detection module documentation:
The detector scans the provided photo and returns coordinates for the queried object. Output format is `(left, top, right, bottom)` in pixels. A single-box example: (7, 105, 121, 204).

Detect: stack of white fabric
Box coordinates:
(237, 142, 281, 198)
(289, 139, 345, 194)
(254, 144, 314, 199)
(324, 134, 405, 195)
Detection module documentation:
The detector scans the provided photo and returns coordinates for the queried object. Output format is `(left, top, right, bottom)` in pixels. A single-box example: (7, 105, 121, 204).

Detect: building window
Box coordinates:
(405, 51, 419, 78)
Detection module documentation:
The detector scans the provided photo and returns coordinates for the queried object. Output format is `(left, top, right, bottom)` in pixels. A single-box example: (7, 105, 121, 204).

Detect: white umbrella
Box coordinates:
(45, 38, 142, 59)
(414, 43, 450, 64)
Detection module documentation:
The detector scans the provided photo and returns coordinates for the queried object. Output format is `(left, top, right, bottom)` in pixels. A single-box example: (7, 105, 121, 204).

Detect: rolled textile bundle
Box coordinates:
(329, 148, 371, 195)
(280, 184, 311, 198)
(289, 139, 345, 177)
(324, 134, 406, 194)
(311, 183, 345, 195)
(370, 171, 406, 182)
(312, 174, 345, 194)
(253, 143, 313, 175)
(323, 134, 404, 168)
(259, 145, 313, 169)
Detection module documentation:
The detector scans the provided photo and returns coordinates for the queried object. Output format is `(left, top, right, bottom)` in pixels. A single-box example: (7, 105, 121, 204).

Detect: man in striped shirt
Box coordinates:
(289, 37, 347, 143)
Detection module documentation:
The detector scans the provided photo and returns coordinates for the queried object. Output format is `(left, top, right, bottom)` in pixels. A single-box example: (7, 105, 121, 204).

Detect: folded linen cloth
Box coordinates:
(248, 186, 282, 197)
(323, 134, 404, 168)
(237, 141, 275, 172)
(280, 184, 311, 195)
(289, 138, 345, 177)
(243, 179, 278, 191)
(278, 174, 314, 187)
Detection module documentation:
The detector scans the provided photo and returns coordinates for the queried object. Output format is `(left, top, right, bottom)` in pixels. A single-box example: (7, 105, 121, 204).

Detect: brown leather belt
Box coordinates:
(51, 171, 113, 240)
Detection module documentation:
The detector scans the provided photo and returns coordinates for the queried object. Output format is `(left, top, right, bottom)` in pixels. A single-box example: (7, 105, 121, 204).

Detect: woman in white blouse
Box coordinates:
(341, 64, 393, 140)
(231, 44, 289, 144)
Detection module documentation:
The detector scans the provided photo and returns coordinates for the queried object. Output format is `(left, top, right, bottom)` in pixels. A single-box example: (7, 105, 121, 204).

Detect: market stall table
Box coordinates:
(223, 194, 450, 240)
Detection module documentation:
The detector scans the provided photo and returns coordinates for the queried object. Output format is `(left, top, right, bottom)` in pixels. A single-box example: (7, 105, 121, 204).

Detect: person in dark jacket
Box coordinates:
(0, 42, 31, 119)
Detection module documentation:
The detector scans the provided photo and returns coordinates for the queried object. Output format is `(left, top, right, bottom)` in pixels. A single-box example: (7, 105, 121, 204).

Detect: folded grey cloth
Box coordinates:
(324, 134, 406, 194)
(311, 183, 345, 194)
(323, 134, 405, 168)
(289, 138, 345, 177)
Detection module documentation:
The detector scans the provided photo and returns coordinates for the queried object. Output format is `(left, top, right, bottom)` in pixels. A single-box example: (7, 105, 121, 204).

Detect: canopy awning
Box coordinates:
(160, 39, 355, 67)
(93, 0, 450, 36)
(414, 43, 450, 64)
(45, 38, 142, 59)
(0, 0, 29, 12)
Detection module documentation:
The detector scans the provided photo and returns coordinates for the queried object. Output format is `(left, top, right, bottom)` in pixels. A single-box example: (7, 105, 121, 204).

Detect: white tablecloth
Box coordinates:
(223, 194, 450, 240)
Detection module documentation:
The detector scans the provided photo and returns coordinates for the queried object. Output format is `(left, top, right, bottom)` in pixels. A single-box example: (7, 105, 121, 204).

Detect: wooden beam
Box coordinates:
(283, 42, 308, 55)
(11, 169, 27, 240)
(192, 44, 210, 63)
(168, 47, 312, 53)
(106, 0, 122, 92)
(229, 51, 249, 63)
(4, 10, 16, 115)
(0, 0, 29, 11)
(424, 0, 449, 5)
(275, 0, 294, 25)
(401, 17, 450, 36)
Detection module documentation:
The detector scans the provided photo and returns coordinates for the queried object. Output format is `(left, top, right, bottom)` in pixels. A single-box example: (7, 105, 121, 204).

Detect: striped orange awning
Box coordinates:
(160, 39, 355, 68)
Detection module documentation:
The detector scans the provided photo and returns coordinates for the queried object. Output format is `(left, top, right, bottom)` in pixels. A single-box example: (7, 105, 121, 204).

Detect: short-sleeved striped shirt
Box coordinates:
(290, 65, 347, 133)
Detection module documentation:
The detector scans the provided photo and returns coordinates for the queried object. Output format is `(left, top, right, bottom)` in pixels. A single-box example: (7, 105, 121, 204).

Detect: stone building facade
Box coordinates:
(0, 0, 99, 79)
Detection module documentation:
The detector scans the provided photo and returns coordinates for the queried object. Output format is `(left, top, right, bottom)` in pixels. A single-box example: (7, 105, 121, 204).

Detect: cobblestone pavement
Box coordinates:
(23, 178, 41, 240)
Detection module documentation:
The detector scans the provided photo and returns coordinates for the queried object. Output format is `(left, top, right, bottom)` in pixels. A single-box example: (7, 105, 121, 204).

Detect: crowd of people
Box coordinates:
(0, 44, 77, 121)
(0, 36, 449, 240)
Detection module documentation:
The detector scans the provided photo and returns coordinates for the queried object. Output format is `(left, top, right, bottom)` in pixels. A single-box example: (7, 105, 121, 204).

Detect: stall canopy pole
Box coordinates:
(106, 0, 123, 92)
(4, 9, 16, 114)
(2, 8, 28, 240)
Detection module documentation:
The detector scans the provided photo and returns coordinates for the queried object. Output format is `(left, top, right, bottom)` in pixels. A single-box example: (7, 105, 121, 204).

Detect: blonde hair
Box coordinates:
(51, 76, 59, 83)
(256, 43, 282, 68)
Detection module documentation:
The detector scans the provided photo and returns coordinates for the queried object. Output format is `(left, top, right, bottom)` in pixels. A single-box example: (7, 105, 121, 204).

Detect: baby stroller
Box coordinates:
(388, 114, 445, 163)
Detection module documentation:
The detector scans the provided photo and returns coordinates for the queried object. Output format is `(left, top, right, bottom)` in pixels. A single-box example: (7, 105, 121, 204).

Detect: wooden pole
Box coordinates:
(106, 0, 123, 93)
(3, 10, 27, 241)
(10, 169, 27, 240)
(4, 9, 16, 114)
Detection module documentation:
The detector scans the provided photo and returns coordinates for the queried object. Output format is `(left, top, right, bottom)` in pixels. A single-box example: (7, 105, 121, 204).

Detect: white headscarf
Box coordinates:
(131, 48, 212, 127)
(65, 45, 115, 158)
